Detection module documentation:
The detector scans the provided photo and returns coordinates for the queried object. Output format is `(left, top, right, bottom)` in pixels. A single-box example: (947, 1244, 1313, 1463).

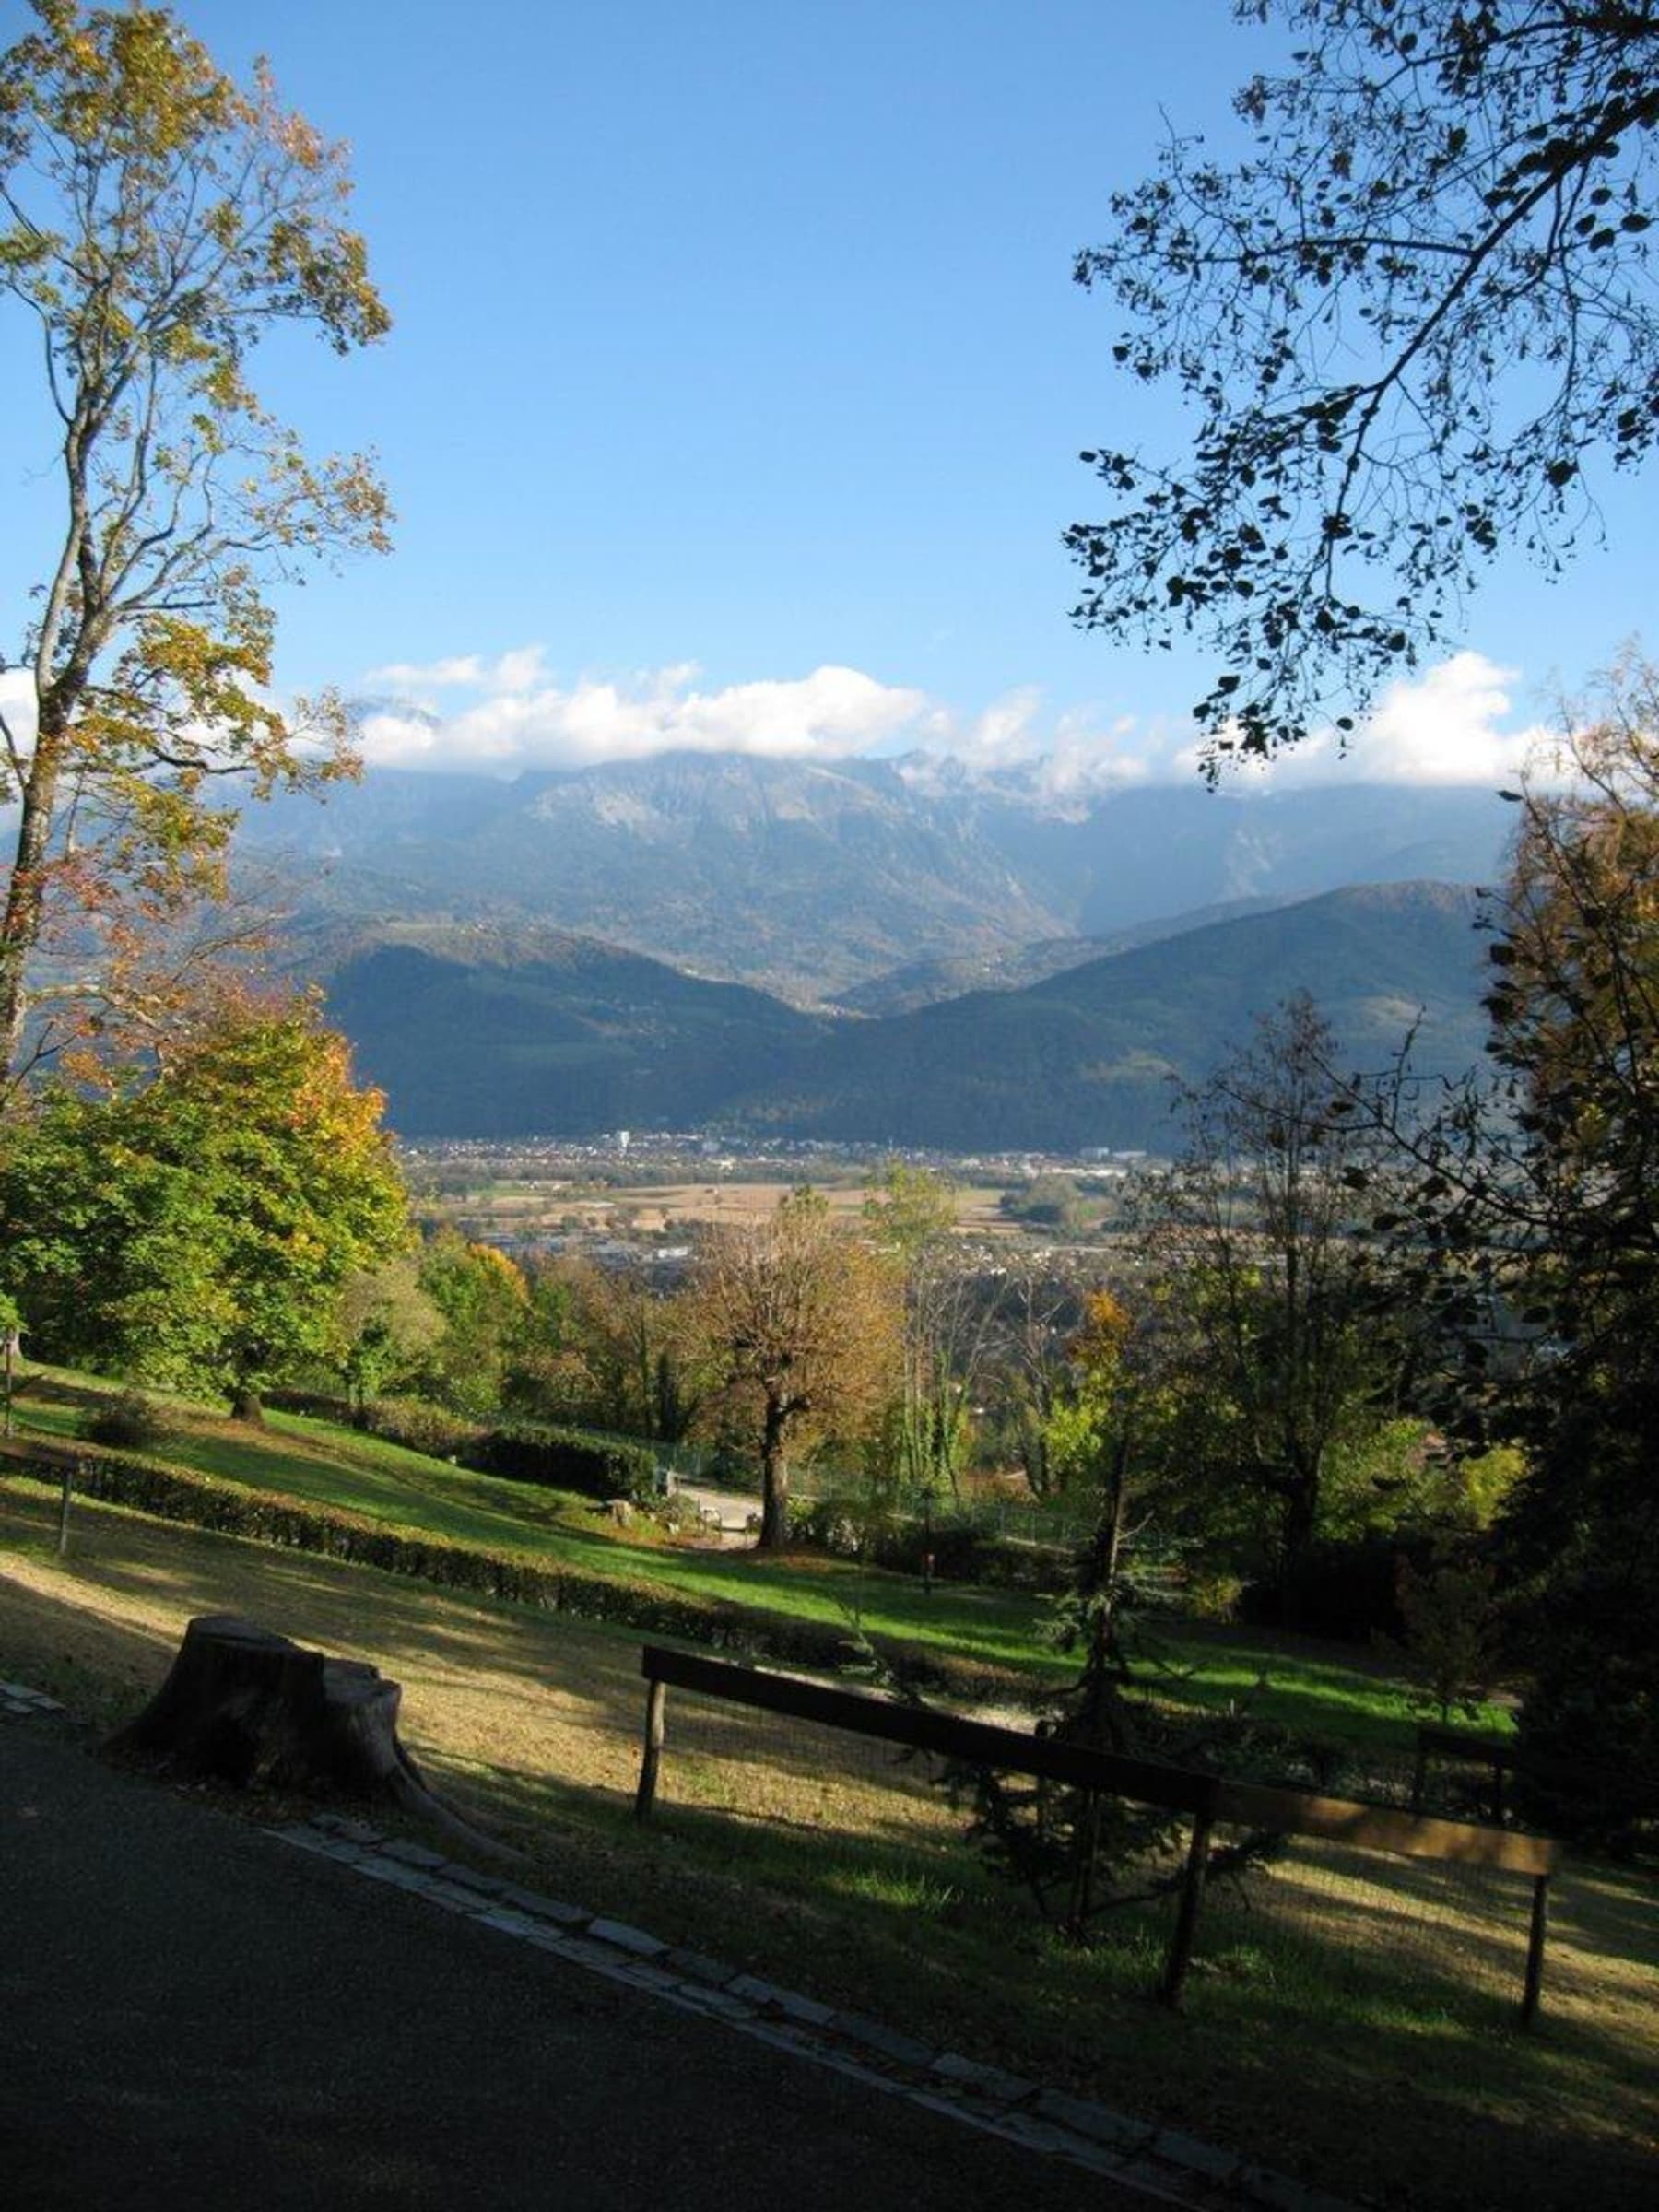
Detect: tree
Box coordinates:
(413, 1231, 530, 1419)
(0, 994, 408, 1414)
(496, 1255, 700, 1444)
(1069, 0, 1659, 763)
(1354, 658, 1659, 1806)
(686, 1188, 900, 1549)
(1136, 994, 1404, 1604)
(864, 1162, 993, 1498)
(1042, 1288, 1137, 1495)
(0, 3, 389, 1077)
(337, 1258, 442, 1410)
(1001, 1172, 1088, 1234)
(984, 1254, 1088, 1500)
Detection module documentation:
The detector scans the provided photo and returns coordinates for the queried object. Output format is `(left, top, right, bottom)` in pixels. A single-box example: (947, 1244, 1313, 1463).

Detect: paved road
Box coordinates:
(1, 1724, 1143, 2212)
(665, 1477, 760, 1544)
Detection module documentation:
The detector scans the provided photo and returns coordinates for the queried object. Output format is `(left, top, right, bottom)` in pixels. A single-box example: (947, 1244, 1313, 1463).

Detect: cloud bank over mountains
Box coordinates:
(0, 645, 1554, 799)
(355, 646, 1553, 790)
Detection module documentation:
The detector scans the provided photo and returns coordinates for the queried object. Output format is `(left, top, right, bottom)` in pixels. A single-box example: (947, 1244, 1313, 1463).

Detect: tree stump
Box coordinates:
(109, 1615, 520, 1861)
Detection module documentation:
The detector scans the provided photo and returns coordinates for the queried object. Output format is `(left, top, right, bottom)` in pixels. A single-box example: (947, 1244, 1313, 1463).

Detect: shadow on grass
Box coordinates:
(4, 1489, 1657, 2212)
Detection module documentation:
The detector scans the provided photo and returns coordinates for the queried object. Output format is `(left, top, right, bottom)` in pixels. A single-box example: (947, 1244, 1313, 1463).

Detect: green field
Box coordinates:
(7, 1366, 1520, 1741)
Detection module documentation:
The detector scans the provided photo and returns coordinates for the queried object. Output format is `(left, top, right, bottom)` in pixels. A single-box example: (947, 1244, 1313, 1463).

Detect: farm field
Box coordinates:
(425, 1171, 1036, 1246)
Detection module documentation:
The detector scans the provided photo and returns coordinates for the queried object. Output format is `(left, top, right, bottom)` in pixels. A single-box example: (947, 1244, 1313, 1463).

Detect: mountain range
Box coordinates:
(242, 749, 1516, 1005)
(300, 885, 1492, 1152)
(236, 748, 1511, 1150)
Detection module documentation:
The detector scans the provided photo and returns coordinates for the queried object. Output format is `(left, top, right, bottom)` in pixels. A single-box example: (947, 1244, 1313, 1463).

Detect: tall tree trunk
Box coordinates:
(758, 1392, 790, 1549)
(0, 714, 66, 1075)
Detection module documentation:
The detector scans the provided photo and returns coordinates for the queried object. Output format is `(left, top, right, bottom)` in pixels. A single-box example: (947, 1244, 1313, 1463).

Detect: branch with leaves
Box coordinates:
(0, 3, 390, 1075)
(1069, 0, 1659, 764)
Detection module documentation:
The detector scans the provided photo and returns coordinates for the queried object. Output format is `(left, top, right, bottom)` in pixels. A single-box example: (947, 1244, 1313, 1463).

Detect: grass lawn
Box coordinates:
(8, 1366, 1525, 1742)
(9, 1371, 1072, 1683)
(0, 1481, 1653, 2212)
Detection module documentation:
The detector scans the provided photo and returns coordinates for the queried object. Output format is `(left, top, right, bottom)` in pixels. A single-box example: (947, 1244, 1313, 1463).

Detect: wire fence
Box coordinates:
(630, 1646, 1558, 2034)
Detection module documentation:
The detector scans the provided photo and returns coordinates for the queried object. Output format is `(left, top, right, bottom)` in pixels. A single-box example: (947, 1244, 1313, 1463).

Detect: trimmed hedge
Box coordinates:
(461, 1422, 658, 1505)
(359, 1396, 483, 1461)
(792, 1494, 1072, 1594)
(4, 1437, 854, 1672)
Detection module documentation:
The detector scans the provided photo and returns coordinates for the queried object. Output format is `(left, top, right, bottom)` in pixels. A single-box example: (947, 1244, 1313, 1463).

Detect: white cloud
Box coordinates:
(362, 653, 487, 694)
(347, 641, 1558, 790)
(352, 654, 937, 772)
(1351, 653, 1554, 784)
(1154, 652, 1552, 791)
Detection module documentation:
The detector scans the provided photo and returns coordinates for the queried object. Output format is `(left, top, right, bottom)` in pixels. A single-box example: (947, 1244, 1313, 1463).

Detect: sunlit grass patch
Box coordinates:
(0, 1480, 1654, 2212)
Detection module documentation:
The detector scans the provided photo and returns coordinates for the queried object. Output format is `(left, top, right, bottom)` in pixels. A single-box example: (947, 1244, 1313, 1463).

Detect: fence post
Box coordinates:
(1159, 1806, 1215, 2007)
(634, 1675, 667, 1822)
(57, 1457, 77, 1558)
(1520, 1872, 1550, 2028)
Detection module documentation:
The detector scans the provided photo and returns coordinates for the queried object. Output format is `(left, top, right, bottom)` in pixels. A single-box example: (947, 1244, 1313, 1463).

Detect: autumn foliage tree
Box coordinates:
(686, 1188, 900, 1549)
(0, 2, 389, 1078)
(1353, 659, 1659, 1805)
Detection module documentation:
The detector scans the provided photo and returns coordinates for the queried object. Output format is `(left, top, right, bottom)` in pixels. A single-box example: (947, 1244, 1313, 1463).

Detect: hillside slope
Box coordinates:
(321, 929, 829, 1137)
(315, 886, 1489, 1148)
(731, 882, 1490, 1151)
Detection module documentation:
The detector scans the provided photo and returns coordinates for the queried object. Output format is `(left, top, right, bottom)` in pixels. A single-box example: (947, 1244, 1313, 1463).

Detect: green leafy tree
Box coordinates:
(1070, 0, 1659, 762)
(0, 995, 408, 1414)
(0, 2, 390, 1077)
(413, 1231, 531, 1419)
(337, 1258, 442, 1410)
(1391, 1544, 1500, 1724)
(1001, 1172, 1088, 1234)
(1136, 994, 1406, 1606)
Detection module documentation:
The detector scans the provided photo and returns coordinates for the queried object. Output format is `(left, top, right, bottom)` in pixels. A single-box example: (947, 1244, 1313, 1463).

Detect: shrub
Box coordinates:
(791, 1492, 1071, 1593)
(78, 1390, 176, 1454)
(357, 1395, 483, 1461)
(461, 1422, 657, 1505)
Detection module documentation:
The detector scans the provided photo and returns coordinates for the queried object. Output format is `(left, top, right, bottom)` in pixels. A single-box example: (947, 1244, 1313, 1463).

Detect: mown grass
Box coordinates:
(10, 1370, 1070, 1683)
(0, 1481, 1653, 2212)
(9, 1364, 1516, 1738)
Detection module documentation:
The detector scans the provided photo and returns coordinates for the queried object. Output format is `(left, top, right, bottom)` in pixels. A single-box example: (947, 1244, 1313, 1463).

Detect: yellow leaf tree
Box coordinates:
(687, 1188, 900, 1549)
(0, 2, 391, 1079)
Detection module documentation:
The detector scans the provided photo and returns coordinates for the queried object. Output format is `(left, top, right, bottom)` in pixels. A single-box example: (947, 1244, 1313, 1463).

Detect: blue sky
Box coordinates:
(3, 0, 1654, 786)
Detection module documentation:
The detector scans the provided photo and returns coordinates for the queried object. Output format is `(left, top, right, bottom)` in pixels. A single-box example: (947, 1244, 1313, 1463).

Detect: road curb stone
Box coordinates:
(0, 1666, 1352, 2212)
(264, 1807, 1359, 2212)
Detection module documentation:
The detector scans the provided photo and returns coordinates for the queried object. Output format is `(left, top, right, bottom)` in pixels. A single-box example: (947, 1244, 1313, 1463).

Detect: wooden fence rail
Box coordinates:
(635, 1643, 1559, 2023)
(1412, 1721, 1659, 1829)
